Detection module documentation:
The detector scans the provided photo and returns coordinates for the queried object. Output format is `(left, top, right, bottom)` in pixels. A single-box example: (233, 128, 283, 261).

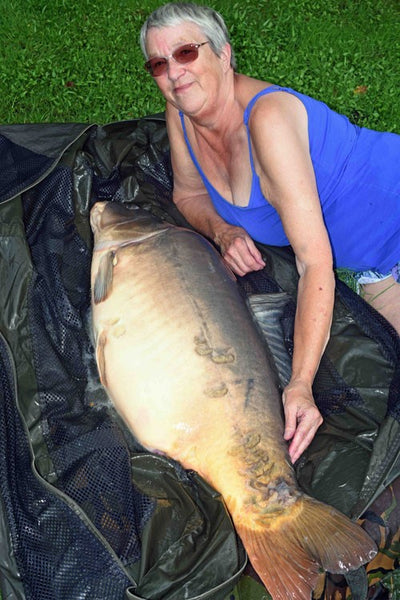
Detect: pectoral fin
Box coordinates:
(93, 252, 115, 304)
(96, 330, 108, 388)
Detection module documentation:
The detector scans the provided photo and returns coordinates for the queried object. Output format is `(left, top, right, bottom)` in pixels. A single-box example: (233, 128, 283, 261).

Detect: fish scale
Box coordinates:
(90, 200, 377, 600)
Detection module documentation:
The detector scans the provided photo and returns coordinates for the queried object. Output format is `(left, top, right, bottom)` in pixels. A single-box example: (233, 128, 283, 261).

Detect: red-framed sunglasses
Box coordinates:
(144, 41, 209, 77)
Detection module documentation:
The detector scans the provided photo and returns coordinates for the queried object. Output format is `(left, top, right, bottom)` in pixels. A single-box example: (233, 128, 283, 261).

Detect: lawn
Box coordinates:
(0, 0, 399, 131)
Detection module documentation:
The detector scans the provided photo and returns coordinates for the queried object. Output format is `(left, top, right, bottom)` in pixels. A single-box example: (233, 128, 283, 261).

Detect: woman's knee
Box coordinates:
(360, 277, 400, 334)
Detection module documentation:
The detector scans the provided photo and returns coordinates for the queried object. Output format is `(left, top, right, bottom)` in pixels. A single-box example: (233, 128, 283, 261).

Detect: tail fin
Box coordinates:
(235, 495, 377, 600)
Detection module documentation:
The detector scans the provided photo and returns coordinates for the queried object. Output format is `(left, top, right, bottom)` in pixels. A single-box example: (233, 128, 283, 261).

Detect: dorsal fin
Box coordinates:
(93, 252, 114, 304)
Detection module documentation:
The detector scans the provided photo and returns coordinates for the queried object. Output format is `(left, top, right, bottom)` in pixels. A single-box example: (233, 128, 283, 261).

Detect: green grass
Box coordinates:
(0, 0, 399, 131)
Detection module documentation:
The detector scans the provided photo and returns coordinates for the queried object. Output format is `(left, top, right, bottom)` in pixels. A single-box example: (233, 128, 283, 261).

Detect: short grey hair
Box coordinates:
(140, 2, 236, 70)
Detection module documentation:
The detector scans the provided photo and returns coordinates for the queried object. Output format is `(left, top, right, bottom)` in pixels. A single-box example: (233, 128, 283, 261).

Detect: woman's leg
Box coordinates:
(361, 276, 400, 335)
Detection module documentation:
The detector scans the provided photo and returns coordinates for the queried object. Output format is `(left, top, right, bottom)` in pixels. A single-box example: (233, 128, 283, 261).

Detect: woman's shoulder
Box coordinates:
(234, 73, 273, 107)
(165, 101, 181, 122)
(236, 78, 310, 142)
(234, 75, 300, 117)
(165, 102, 186, 139)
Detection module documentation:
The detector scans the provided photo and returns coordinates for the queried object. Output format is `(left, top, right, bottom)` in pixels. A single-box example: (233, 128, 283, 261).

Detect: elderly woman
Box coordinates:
(140, 2, 400, 463)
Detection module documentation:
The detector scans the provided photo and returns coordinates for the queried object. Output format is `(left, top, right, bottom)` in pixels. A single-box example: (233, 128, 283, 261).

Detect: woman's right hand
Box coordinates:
(215, 224, 266, 276)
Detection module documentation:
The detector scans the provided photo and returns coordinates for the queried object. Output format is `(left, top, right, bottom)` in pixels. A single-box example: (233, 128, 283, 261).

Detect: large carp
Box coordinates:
(90, 200, 376, 600)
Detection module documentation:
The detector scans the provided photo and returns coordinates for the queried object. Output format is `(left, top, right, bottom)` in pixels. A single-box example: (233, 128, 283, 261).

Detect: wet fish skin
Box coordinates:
(90, 200, 377, 600)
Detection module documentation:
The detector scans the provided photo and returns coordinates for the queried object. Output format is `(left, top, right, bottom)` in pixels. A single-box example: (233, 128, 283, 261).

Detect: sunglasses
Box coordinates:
(144, 41, 209, 77)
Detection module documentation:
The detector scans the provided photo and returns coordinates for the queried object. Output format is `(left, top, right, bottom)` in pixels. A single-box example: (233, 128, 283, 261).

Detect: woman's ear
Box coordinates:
(220, 43, 232, 71)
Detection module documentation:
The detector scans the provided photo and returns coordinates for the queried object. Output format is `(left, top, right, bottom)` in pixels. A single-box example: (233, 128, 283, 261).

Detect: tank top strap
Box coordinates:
(179, 111, 209, 180)
(243, 85, 285, 125)
(243, 86, 284, 172)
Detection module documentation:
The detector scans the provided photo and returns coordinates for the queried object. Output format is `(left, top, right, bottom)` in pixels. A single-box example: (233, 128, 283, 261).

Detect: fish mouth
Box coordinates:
(90, 201, 107, 233)
(90, 201, 172, 247)
(91, 201, 156, 232)
(90, 201, 142, 232)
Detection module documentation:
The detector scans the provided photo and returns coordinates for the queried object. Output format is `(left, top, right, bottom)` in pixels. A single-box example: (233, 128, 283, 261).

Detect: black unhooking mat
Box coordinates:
(0, 115, 399, 600)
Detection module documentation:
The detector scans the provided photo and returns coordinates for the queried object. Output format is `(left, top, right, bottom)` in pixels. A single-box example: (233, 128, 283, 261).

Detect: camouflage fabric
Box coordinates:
(313, 476, 400, 599)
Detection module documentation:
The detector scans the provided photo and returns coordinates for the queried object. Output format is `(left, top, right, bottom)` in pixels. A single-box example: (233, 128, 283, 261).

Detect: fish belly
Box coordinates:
(92, 227, 285, 495)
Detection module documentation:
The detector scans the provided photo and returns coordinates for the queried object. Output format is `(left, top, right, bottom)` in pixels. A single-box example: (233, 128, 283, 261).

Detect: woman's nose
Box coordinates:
(167, 58, 185, 80)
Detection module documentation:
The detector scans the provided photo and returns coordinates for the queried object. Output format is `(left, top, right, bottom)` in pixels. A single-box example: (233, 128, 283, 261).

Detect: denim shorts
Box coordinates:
(354, 262, 400, 289)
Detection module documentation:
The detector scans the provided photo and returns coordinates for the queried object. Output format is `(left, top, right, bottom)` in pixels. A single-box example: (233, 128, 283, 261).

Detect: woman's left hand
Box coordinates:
(282, 379, 323, 464)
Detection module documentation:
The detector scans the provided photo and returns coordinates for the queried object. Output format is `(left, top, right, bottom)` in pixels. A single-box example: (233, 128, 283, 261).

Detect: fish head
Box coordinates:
(90, 201, 172, 304)
(90, 201, 170, 247)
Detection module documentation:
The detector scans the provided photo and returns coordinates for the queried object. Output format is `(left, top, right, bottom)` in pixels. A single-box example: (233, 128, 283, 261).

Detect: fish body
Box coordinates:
(90, 201, 376, 600)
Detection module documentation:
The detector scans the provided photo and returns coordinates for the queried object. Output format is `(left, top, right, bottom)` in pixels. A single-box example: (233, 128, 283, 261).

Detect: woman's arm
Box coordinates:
(166, 104, 265, 274)
(249, 91, 335, 462)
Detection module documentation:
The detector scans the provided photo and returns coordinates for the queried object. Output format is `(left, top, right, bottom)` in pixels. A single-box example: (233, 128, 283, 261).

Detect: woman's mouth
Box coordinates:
(173, 81, 194, 94)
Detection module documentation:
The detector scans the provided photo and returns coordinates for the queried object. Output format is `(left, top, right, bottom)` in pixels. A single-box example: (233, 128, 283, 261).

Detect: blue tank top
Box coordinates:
(179, 85, 400, 273)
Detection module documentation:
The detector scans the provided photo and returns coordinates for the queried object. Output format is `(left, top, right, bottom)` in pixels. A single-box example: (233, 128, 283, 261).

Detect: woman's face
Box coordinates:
(145, 22, 231, 117)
